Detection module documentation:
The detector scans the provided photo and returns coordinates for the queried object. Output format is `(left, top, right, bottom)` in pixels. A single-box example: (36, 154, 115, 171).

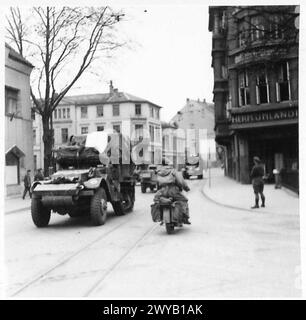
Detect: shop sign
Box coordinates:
(234, 47, 287, 64)
(231, 107, 298, 125)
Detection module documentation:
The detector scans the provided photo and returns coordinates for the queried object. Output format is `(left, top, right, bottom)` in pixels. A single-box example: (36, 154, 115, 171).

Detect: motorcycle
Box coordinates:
(152, 197, 185, 234)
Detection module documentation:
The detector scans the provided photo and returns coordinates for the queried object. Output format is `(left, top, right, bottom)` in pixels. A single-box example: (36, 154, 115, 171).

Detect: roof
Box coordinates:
(161, 121, 178, 129)
(172, 99, 214, 118)
(6, 145, 25, 158)
(5, 43, 34, 68)
(60, 91, 163, 108)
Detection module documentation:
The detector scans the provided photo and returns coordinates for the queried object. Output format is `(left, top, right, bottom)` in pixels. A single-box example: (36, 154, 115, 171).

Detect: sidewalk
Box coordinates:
(4, 194, 31, 214)
(202, 168, 299, 216)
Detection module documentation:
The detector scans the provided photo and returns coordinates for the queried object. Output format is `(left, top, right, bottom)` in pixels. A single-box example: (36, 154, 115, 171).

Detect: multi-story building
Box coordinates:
(33, 82, 162, 168)
(209, 6, 299, 192)
(5, 43, 34, 196)
(171, 98, 217, 166)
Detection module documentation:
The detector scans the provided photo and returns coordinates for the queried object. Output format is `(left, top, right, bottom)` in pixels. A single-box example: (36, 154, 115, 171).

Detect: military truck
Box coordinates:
(182, 154, 203, 179)
(139, 164, 158, 193)
(30, 132, 136, 227)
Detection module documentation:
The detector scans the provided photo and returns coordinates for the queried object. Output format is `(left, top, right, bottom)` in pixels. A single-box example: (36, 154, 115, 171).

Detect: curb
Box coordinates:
(201, 183, 282, 215)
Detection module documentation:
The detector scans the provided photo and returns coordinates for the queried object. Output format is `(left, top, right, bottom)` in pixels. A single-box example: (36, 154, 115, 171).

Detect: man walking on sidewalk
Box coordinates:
(250, 156, 265, 209)
(22, 169, 32, 199)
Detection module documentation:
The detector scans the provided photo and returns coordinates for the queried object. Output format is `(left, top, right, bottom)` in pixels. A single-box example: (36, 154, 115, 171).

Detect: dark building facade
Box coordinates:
(208, 6, 299, 192)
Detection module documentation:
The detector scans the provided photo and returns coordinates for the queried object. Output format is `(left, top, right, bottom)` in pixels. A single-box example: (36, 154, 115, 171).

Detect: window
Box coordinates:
(150, 106, 154, 118)
(156, 108, 160, 119)
(5, 87, 19, 115)
(239, 27, 247, 47)
(31, 109, 36, 120)
(135, 104, 142, 115)
(63, 108, 66, 119)
(61, 128, 68, 143)
(54, 109, 57, 119)
(238, 70, 250, 106)
(269, 15, 284, 40)
(276, 62, 290, 101)
(113, 124, 121, 133)
(97, 125, 104, 131)
(155, 126, 161, 142)
(149, 125, 154, 142)
(113, 104, 120, 116)
(250, 16, 265, 42)
(34, 155, 37, 171)
(97, 105, 104, 117)
(33, 129, 36, 144)
(58, 109, 62, 119)
(81, 106, 88, 118)
(81, 127, 88, 134)
(256, 67, 270, 104)
(135, 124, 143, 141)
(67, 108, 70, 119)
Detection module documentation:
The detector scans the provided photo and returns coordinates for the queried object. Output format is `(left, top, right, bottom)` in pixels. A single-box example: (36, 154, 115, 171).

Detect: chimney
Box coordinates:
(203, 98, 206, 103)
(186, 98, 190, 103)
(109, 80, 114, 94)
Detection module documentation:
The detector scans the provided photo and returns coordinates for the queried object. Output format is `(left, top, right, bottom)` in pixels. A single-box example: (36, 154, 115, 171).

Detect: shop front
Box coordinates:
(229, 103, 298, 192)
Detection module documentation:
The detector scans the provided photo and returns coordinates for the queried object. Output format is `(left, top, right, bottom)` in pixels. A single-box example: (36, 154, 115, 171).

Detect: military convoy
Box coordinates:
(30, 132, 136, 227)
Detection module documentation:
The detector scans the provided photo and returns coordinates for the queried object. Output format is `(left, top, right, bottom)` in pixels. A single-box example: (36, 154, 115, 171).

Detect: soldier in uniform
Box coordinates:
(34, 168, 44, 181)
(153, 159, 191, 224)
(22, 169, 32, 199)
(250, 156, 265, 209)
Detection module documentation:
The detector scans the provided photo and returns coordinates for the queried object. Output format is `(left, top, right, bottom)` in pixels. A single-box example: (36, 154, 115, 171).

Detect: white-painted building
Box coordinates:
(5, 43, 34, 196)
(171, 98, 217, 167)
(33, 82, 163, 169)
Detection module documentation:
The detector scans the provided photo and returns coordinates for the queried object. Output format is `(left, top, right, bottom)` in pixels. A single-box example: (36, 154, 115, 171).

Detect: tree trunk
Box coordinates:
(42, 115, 54, 177)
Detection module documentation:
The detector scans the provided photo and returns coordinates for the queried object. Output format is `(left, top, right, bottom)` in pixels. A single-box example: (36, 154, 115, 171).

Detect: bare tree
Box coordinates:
(6, 6, 125, 175)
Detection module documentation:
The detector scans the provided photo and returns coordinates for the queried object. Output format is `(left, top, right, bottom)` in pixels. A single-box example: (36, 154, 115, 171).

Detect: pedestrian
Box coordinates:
(22, 169, 32, 199)
(34, 168, 44, 182)
(250, 156, 265, 209)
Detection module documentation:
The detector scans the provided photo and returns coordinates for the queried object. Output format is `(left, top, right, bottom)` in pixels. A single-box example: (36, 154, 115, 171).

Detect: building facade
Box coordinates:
(5, 43, 34, 196)
(171, 98, 217, 167)
(209, 6, 299, 192)
(33, 82, 162, 168)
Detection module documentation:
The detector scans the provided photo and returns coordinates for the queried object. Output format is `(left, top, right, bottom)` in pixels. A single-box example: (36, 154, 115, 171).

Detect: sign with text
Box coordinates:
(230, 107, 298, 125)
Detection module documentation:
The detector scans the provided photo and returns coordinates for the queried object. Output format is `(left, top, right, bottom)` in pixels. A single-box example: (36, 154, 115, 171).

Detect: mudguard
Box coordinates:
(83, 177, 104, 189)
(163, 207, 171, 223)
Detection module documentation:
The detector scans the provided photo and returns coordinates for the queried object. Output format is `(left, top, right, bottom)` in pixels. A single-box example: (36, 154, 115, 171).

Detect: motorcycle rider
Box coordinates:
(153, 158, 191, 224)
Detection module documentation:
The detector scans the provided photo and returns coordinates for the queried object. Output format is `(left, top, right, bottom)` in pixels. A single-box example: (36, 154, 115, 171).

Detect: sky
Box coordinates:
(67, 4, 213, 121)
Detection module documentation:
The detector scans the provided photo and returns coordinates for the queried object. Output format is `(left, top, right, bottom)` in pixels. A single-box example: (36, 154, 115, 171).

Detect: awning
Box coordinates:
(6, 145, 25, 158)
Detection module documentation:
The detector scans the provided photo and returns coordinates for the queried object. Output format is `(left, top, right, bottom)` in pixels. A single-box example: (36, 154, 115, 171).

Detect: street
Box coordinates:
(5, 179, 301, 298)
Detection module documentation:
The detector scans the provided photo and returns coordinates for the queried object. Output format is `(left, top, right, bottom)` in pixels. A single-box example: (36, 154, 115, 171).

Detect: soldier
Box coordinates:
(34, 168, 44, 182)
(154, 159, 191, 224)
(250, 156, 265, 209)
(22, 169, 32, 199)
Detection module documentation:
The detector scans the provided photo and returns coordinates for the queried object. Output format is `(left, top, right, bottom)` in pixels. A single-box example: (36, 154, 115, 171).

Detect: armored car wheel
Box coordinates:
(90, 188, 108, 226)
(31, 197, 51, 228)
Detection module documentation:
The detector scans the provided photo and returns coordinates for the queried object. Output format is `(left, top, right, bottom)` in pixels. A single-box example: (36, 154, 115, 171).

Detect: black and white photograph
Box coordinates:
(0, 0, 304, 302)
